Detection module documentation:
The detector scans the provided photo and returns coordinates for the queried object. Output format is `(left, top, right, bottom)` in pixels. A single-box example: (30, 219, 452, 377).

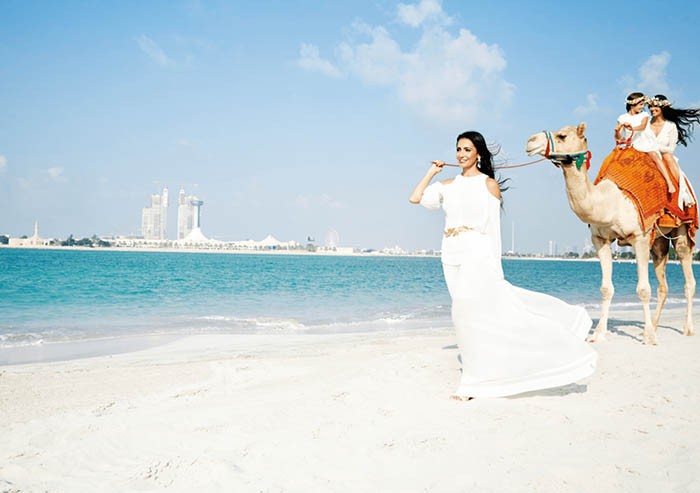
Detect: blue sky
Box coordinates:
(2, 0, 699, 253)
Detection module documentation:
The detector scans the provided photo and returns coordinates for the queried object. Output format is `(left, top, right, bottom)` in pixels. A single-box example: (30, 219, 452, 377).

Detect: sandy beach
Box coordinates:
(1, 307, 699, 492)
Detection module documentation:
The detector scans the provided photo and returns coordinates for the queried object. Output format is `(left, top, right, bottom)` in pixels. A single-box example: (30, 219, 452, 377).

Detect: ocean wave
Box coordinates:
(197, 315, 306, 331)
(18, 296, 697, 348)
(0, 332, 45, 348)
(0, 309, 450, 348)
(195, 305, 452, 333)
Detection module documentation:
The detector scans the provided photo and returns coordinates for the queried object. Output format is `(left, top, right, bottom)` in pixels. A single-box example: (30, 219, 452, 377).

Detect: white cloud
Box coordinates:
(47, 167, 67, 183)
(136, 35, 173, 67)
(396, 0, 451, 27)
(297, 43, 343, 78)
(574, 93, 598, 116)
(639, 52, 670, 93)
(299, 3, 513, 125)
(621, 51, 671, 95)
(341, 24, 512, 123)
(338, 24, 402, 85)
(0, 155, 6, 175)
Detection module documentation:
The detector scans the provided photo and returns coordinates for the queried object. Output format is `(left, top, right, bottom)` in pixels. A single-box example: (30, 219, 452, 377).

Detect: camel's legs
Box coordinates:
(632, 235, 656, 345)
(589, 236, 613, 342)
(651, 237, 670, 331)
(673, 225, 696, 336)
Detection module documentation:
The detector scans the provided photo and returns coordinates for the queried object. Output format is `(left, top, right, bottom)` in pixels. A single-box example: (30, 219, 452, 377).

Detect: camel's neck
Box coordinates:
(560, 164, 603, 224)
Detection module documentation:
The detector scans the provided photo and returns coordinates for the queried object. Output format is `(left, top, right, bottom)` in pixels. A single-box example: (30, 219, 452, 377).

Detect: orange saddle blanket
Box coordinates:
(594, 147, 698, 246)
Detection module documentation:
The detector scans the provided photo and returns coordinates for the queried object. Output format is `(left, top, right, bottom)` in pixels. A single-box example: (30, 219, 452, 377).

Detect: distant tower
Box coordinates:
(511, 221, 515, 253)
(190, 199, 203, 229)
(161, 187, 169, 240)
(325, 229, 340, 248)
(141, 188, 168, 240)
(182, 197, 207, 242)
(177, 187, 198, 240)
(141, 197, 155, 239)
(178, 188, 187, 240)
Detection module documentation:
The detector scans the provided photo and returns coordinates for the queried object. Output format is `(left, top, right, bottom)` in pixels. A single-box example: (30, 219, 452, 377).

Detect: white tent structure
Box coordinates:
(228, 235, 297, 250)
(183, 227, 209, 243)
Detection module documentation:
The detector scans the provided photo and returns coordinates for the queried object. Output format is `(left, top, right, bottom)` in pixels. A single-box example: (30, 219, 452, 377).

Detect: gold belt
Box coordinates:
(444, 226, 474, 237)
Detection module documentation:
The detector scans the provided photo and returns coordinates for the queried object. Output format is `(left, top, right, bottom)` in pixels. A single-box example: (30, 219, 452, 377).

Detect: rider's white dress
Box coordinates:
(654, 120, 697, 211)
(421, 174, 597, 397)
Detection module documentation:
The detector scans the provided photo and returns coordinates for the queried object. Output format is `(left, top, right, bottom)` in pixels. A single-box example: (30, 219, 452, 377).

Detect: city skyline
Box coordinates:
(1, 1, 699, 253)
(1, 211, 607, 256)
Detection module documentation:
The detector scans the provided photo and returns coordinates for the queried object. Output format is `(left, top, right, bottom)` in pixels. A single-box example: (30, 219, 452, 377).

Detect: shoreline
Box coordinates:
(0, 333, 184, 366)
(0, 244, 434, 258)
(1, 305, 694, 367)
(1, 245, 693, 263)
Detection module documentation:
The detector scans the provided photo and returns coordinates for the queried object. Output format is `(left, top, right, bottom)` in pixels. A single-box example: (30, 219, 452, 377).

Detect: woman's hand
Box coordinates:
(409, 160, 445, 204)
(430, 160, 445, 174)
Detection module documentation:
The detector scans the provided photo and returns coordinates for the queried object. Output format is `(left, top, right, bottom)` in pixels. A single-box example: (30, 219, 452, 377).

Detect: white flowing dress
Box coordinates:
(653, 120, 697, 211)
(421, 174, 597, 397)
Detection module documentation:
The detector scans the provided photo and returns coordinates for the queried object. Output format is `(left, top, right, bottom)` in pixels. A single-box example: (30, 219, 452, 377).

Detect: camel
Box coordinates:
(525, 123, 696, 345)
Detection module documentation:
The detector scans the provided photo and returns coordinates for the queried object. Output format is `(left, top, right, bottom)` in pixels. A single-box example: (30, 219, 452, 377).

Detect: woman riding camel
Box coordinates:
(647, 94, 700, 210)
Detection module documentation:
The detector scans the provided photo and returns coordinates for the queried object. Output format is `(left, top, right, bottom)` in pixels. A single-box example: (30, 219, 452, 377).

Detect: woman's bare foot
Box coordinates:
(451, 395, 474, 401)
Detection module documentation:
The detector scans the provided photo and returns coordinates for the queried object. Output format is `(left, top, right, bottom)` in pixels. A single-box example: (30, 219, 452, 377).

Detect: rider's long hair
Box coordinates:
(652, 94, 700, 147)
(457, 131, 509, 198)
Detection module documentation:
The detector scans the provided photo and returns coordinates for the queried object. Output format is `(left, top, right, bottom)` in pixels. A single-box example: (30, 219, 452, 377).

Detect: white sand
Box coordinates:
(1, 308, 699, 492)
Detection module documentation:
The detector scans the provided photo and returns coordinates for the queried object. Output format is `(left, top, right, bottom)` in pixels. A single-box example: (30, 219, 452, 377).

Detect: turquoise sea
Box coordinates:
(1, 248, 698, 349)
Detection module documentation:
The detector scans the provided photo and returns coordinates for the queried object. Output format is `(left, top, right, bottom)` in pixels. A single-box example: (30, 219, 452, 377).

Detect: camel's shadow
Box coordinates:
(592, 318, 683, 341)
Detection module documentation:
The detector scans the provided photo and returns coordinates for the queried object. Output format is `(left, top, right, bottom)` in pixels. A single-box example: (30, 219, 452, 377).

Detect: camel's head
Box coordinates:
(526, 123, 589, 170)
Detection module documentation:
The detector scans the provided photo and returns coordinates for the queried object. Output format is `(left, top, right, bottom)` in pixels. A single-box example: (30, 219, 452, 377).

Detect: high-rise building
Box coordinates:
(177, 188, 204, 240)
(141, 187, 168, 240)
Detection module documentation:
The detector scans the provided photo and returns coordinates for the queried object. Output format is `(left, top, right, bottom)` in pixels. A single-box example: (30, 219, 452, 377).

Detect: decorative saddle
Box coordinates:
(594, 147, 698, 247)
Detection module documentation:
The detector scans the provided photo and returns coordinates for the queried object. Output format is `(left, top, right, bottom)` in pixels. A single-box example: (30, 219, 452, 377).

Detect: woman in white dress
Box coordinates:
(615, 92, 676, 194)
(409, 131, 597, 399)
(647, 94, 700, 211)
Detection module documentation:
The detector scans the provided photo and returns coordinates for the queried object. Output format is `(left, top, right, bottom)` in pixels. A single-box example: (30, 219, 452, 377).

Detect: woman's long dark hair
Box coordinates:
(456, 130, 509, 198)
(652, 94, 700, 147)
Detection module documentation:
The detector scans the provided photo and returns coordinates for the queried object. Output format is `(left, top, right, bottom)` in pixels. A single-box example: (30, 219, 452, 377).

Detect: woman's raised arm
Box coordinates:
(409, 161, 444, 204)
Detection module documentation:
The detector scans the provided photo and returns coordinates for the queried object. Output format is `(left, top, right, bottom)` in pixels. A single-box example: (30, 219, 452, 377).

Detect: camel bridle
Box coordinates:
(544, 130, 591, 171)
